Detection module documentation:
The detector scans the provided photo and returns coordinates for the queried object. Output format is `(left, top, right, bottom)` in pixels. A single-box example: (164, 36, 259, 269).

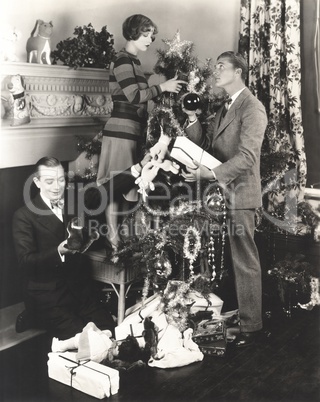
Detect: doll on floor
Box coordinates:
(51, 322, 113, 363)
(103, 335, 147, 371)
(51, 321, 151, 370)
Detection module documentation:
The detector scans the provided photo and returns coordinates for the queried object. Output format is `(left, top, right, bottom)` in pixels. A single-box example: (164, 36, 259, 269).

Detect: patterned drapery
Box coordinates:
(239, 0, 307, 233)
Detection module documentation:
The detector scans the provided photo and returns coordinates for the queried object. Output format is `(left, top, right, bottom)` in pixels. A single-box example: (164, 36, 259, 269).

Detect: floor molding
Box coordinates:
(0, 302, 46, 351)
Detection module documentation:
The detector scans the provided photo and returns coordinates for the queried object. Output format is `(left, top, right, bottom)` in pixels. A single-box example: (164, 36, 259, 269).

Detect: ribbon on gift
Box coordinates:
(117, 323, 145, 342)
(189, 297, 212, 311)
(59, 355, 111, 395)
(117, 320, 162, 343)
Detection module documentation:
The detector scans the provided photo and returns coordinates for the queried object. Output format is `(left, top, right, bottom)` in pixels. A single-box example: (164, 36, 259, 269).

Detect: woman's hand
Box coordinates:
(160, 74, 187, 94)
(149, 134, 171, 163)
(140, 152, 152, 168)
(140, 161, 160, 184)
(135, 161, 160, 201)
(153, 159, 180, 174)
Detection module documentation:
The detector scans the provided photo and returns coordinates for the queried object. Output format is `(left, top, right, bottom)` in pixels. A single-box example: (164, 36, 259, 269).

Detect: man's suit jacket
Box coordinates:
(12, 193, 88, 294)
(186, 87, 268, 209)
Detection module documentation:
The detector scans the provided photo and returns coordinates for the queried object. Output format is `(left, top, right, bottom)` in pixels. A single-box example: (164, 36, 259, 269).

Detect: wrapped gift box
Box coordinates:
(199, 339, 227, 357)
(192, 319, 226, 344)
(170, 136, 221, 169)
(124, 293, 161, 317)
(189, 291, 223, 317)
(48, 352, 119, 399)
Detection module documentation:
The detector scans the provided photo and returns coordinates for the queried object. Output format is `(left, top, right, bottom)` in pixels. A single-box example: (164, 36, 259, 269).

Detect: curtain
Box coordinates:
(239, 0, 307, 234)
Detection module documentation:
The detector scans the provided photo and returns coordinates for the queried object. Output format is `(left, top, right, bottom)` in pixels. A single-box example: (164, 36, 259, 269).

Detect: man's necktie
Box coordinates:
(219, 97, 232, 125)
(50, 198, 64, 210)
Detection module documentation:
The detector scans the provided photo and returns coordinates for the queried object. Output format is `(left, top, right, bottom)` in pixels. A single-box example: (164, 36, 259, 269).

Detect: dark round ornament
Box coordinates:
(183, 93, 202, 111)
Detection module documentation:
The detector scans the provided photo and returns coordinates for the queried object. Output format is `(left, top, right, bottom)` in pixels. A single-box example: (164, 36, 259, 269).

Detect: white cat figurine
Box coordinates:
(26, 19, 53, 64)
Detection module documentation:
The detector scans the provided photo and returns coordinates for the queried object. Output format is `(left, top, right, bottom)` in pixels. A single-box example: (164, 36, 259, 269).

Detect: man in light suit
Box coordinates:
(183, 51, 268, 347)
(12, 157, 115, 340)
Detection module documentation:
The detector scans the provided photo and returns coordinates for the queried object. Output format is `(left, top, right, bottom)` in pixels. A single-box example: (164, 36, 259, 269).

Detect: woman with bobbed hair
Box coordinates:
(97, 14, 186, 255)
(122, 14, 158, 41)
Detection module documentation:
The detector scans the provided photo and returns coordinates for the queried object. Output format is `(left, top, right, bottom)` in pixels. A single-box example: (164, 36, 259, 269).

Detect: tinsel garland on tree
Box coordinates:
(69, 168, 98, 184)
(115, 178, 228, 307)
(154, 31, 214, 103)
(152, 30, 228, 137)
(69, 133, 103, 183)
(160, 280, 191, 332)
(146, 106, 185, 145)
(157, 274, 222, 332)
(77, 134, 102, 159)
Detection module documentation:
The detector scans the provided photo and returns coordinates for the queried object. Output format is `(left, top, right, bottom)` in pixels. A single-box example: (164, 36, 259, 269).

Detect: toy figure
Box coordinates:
(65, 217, 100, 253)
(103, 335, 147, 371)
(7, 74, 31, 126)
(142, 316, 159, 359)
(0, 24, 21, 62)
(26, 19, 53, 64)
(52, 322, 113, 363)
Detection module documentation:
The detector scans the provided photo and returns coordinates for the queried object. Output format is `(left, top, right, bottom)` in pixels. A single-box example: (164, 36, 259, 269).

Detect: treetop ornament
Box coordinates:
(162, 30, 193, 58)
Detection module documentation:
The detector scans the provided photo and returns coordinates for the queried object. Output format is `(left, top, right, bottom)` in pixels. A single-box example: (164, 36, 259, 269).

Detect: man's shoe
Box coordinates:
(234, 331, 259, 348)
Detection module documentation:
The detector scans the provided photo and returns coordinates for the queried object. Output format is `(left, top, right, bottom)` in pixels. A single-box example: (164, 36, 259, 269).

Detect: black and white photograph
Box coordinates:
(0, 1, 319, 401)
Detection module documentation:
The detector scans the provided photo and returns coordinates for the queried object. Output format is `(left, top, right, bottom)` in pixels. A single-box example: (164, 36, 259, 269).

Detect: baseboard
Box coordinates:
(0, 302, 46, 352)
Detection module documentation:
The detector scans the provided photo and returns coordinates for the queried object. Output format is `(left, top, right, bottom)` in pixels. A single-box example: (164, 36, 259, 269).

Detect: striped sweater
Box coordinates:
(110, 49, 162, 105)
(103, 49, 162, 139)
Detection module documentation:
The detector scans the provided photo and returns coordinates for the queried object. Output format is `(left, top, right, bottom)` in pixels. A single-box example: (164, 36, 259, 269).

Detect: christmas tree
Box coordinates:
(75, 31, 229, 330)
(147, 30, 226, 145)
(113, 31, 229, 310)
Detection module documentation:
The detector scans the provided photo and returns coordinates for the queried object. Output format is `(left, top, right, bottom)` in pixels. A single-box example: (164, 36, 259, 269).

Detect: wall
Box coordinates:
(2, 0, 240, 73)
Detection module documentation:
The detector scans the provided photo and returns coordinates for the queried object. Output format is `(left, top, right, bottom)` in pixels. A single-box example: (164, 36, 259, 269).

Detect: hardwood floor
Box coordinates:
(1, 305, 319, 402)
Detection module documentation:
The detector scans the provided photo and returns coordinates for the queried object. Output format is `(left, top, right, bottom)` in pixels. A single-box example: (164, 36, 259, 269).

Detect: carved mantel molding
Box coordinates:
(1, 62, 111, 168)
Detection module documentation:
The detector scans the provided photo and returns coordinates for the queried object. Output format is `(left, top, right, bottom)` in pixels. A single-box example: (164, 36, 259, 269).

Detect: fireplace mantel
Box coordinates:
(1, 62, 111, 168)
